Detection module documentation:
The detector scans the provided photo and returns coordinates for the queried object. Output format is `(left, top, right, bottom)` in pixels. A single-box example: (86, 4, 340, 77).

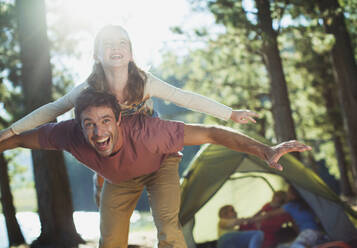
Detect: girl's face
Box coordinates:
(95, 27, 133, 69)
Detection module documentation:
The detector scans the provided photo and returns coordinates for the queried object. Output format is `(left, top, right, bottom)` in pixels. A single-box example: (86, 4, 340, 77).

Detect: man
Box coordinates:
(0, 88, 311, 248)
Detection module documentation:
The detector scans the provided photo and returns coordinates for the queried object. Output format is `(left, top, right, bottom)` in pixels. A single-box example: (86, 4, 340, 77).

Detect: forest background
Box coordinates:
(1, 0, 357, 247)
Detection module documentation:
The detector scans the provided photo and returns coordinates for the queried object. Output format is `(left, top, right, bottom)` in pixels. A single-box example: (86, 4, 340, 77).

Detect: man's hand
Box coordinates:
(230, 110, 259, 124)
(265, 140, 312, 171)
(0, 128, 15, 143)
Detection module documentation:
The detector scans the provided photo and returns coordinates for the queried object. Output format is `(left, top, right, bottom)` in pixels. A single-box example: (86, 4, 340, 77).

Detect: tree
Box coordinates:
(189, 0, 298, 144)
(0, 153, 25, 246)
(255, 0, 297, 143)
(15, 0, 84, 246)
(284, 24, 354, 195)
(0, 1, 26, 245)
(324, 87, 354, 196)
(317, 0, 357, 184)
(163, 0, 355, 185)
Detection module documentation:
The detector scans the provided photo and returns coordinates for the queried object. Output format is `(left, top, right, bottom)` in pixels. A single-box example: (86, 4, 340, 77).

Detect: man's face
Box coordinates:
(80, 105, 121, 157)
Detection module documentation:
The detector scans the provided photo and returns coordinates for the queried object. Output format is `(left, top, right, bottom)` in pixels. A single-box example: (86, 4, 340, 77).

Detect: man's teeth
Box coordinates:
(96, 137, 109, 145)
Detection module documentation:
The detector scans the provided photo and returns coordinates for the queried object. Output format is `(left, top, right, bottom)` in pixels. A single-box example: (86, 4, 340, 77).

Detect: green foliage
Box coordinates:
(0, 0, 92, 203)
(157, 29, 272, 140)
(158, 0, 357, 180)
(0, 1, 24, 125)
(279, 26, 334, 160)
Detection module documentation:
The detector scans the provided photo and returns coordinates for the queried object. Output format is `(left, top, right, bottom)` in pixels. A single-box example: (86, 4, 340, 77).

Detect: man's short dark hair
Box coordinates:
(74, 88, 121, 124)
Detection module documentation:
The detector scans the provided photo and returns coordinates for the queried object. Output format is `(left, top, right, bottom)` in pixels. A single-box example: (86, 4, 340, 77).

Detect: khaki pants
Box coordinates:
(99, 156, 187, 248)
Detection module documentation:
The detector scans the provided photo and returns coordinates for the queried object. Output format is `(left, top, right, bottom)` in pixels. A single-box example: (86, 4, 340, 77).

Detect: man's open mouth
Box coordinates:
(95, 137, 110, 150)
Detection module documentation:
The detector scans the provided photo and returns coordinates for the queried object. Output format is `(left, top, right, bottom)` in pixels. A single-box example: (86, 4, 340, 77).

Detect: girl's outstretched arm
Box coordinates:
(0, 82, 88, 143)
(146, 73, 258, 124)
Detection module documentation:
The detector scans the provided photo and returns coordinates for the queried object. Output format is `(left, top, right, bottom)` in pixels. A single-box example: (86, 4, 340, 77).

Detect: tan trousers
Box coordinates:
(99, 156, 187, 248)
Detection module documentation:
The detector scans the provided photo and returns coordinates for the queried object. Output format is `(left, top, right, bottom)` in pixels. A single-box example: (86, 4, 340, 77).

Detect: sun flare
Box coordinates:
(50, 0, 190, 79)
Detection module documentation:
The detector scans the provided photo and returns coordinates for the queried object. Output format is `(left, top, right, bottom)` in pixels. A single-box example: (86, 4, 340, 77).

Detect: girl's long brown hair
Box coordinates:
(86, 25, 147, 105)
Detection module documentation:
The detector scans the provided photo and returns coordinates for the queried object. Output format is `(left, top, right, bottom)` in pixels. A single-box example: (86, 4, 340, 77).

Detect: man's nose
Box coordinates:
(94, 125, 105, 136)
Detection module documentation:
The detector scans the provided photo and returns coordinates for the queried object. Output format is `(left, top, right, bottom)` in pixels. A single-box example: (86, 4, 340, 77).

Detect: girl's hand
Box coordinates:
(230, 110, 259, 124)
(0, 128, 15, 143)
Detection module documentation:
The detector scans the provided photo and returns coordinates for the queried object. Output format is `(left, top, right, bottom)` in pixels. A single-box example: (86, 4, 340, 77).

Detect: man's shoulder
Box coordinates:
(121, 114, 184, 153)
(57, 119, 78, 127)
(121, 115, 158, 137)
(56, 119, 84, 139)
(39, 118, 93, 155)
(40, 119, 79, 132)
(38, 119, 83, 145)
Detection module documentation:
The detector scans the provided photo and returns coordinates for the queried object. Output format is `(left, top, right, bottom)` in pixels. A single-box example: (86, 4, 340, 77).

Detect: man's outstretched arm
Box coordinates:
(183, 124, 311, 170)
(0, 129, 42, 153)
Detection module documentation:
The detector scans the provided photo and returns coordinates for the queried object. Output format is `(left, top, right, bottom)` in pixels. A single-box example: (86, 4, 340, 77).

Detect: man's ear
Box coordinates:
(80, 122, 88, 138)
(78, 117, 84, 130)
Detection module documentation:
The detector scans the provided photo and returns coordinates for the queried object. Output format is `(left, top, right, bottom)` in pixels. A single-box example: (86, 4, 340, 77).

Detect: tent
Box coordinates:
(179, 141, 357, 247)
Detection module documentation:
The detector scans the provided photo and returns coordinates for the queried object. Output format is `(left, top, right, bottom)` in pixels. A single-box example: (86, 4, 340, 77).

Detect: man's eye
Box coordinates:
(85, 123, 94, 128)
(103, 119, 111, 124)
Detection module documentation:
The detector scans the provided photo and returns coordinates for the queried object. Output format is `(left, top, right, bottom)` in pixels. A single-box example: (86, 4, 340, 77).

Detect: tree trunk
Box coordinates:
(317, 0, 357, 185)
(30, 150, 85, 247)
(15, 0, 85, 247)
(333, 137, 354, 196)
(322, 80, 354, 196)
(258, 115, 267, 138)
(255, 0, 298, 144)
(0, 153, 26, 246)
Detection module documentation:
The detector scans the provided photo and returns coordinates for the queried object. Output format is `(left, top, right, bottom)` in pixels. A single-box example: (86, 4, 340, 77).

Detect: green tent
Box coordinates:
(179, 143, 357, 246)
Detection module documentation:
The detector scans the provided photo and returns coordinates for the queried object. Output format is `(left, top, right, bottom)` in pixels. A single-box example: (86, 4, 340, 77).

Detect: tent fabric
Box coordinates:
(295, 186, 357, 241)
(180, 144, 245, 225)
(179, 143, 357, 244)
